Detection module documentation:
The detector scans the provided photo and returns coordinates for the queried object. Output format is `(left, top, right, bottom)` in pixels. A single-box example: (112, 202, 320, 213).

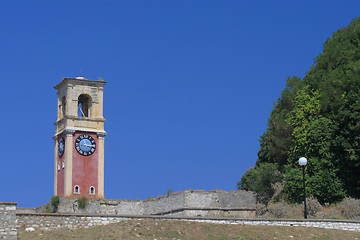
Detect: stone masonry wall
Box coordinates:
(16, 213, 360, 232)
(3, 201, 360, 238)
(1, 190, 256, 238)
(53, 190, 257, 218)
(143, 191, 186, 215)
(56, 198, 145, 215)
(0, 202, 17, 240)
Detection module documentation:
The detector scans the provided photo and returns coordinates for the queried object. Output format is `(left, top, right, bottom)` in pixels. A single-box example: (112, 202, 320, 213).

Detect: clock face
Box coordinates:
(58, 137, 65, 157)
(75, 134, 96, 156)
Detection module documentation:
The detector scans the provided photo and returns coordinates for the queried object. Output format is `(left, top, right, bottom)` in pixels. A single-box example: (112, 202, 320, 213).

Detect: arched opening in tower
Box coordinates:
(78, 94, 91, 117)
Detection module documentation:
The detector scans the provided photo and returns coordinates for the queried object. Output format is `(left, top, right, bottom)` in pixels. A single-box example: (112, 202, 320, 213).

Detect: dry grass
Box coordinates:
(19, 219, 360, 240)
(264, 199, 360, 220)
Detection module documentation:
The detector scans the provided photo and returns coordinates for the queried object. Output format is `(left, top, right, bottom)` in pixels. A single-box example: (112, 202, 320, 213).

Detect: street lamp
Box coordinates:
(299, 157, 307, 219)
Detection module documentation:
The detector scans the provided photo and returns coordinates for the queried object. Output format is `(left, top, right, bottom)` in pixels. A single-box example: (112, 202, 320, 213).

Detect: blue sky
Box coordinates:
(1, 1, 359, 207)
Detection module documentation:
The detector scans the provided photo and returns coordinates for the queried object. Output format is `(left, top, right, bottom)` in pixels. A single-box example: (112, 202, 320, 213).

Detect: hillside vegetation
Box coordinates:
(238, 17, 360, 205)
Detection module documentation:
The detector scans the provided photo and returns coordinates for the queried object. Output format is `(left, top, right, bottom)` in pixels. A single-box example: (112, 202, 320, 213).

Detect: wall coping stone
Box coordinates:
(142, 189, 253, 202)
(0, 202, 17, 205)
(209, 189, 227, 192)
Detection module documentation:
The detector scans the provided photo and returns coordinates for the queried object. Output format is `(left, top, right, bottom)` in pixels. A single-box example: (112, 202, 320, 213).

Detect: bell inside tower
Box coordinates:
(78, 94, 91, 117)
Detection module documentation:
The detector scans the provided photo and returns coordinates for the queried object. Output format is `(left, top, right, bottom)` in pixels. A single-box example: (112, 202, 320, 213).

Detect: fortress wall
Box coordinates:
(15, 208, 36, 214)
(17, 213, 128, 231)
(0, 202, 17, 240)
(98, 202, 118, 214)
(182, 190, 256, 217)
(109, 201, 144, 215)
(181, 190, 256, 210)
(139, 190, 256, 217)
(54, 198, 144, 215)
(216, 191, 257, 209)
(15, 213, 360, 233)
(4, 201, 360, 236)
(184, 191, 219, 208)
(48, 190, 256, 217)
(143, 191, 186, 215)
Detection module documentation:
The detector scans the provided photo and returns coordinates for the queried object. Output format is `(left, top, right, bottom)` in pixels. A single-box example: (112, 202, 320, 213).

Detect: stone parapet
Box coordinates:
(0, 202, 17, 240)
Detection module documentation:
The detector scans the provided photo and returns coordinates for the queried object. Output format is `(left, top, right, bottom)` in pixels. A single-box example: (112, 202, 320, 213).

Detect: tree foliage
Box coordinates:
(237, 163, 282, 204)
(239, 17, 360, 205)
(257, 76, 303, 170)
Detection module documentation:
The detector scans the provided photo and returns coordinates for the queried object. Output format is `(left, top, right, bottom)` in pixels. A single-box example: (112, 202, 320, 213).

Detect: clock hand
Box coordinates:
(84, 143, 95, 148)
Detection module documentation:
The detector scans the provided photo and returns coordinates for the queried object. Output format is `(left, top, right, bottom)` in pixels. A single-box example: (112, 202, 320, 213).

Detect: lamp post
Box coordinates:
(299, 157, 308, 219)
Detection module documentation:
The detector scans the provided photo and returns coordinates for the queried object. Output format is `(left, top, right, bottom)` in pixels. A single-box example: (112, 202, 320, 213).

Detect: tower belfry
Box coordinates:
(53, 77, 106, 198)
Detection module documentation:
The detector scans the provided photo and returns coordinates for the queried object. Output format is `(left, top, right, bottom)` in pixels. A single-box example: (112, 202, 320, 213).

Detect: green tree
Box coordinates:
(237, 163, 282, 204)
(239, 17, 360, 205)
(257, 76, 303, 170)
(332, 91, 360, 198)
(284, 87, 345, 204)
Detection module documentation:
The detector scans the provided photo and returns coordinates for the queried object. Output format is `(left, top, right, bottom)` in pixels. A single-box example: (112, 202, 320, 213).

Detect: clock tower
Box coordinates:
(53, 77, 106, 198)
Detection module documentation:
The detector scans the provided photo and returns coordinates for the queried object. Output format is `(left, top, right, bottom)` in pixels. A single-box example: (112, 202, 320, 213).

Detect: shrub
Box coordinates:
(167, 188, 173, 196)
(319, 207, 341, 219)
(337, 197, 360, 219)
(78, 197, 88, 209)
(267, 202, 288, 218)
(238, 163, 283, 205)
(51, 196, 60, 208)
(306, 196, 321, 218)
(44, 204, 52, 213)
(41, 196, 61, 213)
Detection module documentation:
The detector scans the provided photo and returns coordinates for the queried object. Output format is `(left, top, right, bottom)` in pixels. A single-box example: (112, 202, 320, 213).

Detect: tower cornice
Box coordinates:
(54, 115, 106, 126)
(53, 127, 107, 139)
(54, 77, 106, 90)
